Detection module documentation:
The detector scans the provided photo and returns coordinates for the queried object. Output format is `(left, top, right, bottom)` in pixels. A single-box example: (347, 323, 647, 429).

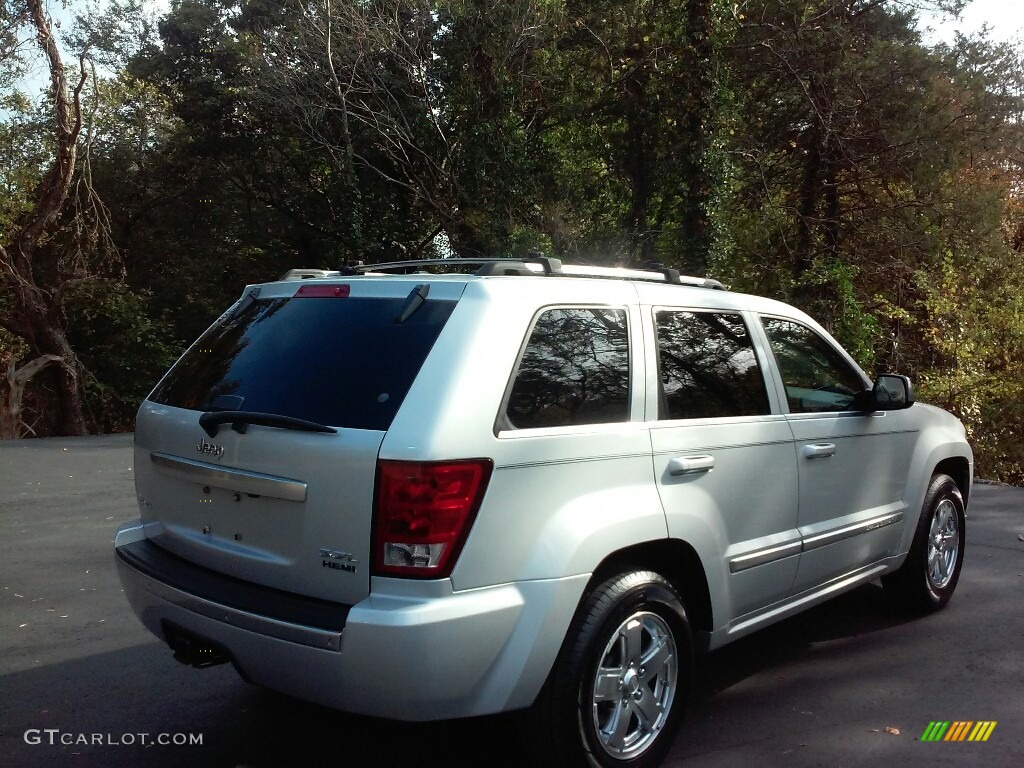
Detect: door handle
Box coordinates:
(668, 455, 715, 476)
(803, 443, 837, 459)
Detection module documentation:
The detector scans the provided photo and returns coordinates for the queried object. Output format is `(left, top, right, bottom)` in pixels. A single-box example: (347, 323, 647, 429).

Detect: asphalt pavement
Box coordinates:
(1, 434, 1022, 767)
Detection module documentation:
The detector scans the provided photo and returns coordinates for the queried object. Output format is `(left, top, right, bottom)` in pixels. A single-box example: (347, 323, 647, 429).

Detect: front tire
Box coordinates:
(527, 571, 692, 767)
(883, 473, 966, 613)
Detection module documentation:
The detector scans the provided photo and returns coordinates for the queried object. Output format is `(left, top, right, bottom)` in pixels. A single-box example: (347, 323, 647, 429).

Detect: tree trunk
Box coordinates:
(678, 0, 713, 274)
(795, 122, 821, 280)
(0, 0, 91, 436)
(622, 40, 654, 265)
(0, 354, 62, 439)
(35, 313, 86, 435)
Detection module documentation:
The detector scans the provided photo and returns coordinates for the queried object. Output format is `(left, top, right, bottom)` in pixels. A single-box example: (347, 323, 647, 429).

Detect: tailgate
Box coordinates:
(134, 403, 382, 604)
(131, 277, 465, 605)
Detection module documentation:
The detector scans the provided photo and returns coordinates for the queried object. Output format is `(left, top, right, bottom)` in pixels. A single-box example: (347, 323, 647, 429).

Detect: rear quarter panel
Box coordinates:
(381, 278, 671, 591)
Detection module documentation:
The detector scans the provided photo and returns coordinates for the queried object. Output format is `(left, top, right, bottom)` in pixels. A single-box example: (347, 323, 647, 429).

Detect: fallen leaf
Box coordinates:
(885, 726, 901, 735)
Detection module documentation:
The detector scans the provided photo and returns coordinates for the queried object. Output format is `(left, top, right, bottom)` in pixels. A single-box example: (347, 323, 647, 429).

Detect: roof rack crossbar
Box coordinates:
(638, 262, 725, 290)
(474, 255, 562, 276)
(659, 267, 683, 285)
(356, 256, 563, 276)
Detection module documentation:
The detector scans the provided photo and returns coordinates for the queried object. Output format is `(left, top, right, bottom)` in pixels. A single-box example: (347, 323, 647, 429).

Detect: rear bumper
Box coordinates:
(116, 537, 349, 651)
(114, 520, 588, 720)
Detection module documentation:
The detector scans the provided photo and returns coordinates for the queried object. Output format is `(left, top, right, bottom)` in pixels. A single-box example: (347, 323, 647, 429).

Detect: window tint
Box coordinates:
(505, 308, 630, 429)
(656, 311, 769, 420)
(149, 294, 456, 430)
(761, 317, 866, 413)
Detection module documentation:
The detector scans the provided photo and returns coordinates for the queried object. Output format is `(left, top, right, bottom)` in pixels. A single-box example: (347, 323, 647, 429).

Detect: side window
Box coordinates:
(505, 308, 630, 429)
(761, 317, 866, 413)
(655, 310, 770, 420)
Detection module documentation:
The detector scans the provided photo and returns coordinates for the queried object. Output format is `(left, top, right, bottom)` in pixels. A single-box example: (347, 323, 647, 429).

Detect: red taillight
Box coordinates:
(293, 284, 350, 298)
(373, 459, 493, 578)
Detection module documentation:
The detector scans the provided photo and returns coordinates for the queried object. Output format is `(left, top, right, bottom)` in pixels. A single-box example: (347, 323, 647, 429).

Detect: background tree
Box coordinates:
(3, 0, 1023, 484)
(716, 2, 1024, 480)
(250, 0, 557, 258)
(0, 0, 101, 437)
(535, 0, 727, 268)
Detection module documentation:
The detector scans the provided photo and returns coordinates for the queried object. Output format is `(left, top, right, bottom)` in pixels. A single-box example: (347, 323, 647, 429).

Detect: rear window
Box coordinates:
(149, 292, 456, 430)
(655, 310, 769, 420)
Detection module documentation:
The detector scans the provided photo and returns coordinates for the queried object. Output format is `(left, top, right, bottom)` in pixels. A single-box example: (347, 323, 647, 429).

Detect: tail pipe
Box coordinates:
(163, 622, 231, 669)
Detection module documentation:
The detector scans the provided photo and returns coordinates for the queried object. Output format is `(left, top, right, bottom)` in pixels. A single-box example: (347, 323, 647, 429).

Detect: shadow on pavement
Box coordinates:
(693, 582, 915, 704)
(2, 583, 915, 768)
(2, 641, 525, 768)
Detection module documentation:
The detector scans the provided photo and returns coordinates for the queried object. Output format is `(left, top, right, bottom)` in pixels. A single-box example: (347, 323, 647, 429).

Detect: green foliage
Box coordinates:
(534, 0, 732, 268)
(63, 281, 179, 432)
(0, 2, 30, 91)
(914, 240, 1024, 486)
(7, 0, 1021, 479)
(0, 94, 47, 236)
(707, 2, 1024, 481)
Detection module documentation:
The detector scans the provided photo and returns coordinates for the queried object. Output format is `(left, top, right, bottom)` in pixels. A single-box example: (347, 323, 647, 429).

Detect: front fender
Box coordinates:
(896, 403, 973, 557)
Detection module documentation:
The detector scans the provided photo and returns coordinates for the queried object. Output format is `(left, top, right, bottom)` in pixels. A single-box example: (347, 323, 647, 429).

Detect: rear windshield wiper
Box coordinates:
(395, 283, 430, 323)
(199, 410, 337, 438)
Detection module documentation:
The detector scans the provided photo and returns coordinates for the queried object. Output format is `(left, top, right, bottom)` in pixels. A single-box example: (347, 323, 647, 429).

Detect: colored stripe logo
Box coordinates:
(921, 721, 997, 742)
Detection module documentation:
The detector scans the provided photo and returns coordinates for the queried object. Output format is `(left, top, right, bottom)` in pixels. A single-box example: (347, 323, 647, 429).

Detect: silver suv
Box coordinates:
(115, 258, 971, 767)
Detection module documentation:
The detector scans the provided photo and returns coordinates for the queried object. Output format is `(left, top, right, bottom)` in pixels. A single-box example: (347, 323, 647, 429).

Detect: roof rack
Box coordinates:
(354, 256, 726, 290)
(282, 257, 725, 290)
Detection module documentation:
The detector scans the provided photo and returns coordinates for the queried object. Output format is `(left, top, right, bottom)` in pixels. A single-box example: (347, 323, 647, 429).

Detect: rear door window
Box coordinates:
(655, 310, 770, 420)
(504, 307, 630, 429)
(149, 292, 456, 430)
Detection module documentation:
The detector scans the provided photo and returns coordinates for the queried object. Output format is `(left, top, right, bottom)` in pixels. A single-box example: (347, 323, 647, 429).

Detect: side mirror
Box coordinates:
(851, 374, 914, 411)
(870, 374, 915, 410)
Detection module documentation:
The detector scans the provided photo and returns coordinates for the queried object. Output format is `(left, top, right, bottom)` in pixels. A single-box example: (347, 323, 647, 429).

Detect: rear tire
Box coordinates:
(883, 473, 965, 613)
(526, 571, 692, 767)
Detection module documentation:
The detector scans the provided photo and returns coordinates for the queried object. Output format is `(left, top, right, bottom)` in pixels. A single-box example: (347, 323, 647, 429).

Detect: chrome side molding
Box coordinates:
(801, 511, 903, 552)
(729, 539, 802, 573)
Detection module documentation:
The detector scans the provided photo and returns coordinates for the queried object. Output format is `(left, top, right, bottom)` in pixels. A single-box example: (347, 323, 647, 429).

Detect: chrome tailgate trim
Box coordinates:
(151, 452, 307, 502)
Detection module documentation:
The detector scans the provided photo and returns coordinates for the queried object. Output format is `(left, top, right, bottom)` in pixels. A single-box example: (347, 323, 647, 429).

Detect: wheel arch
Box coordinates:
(523, 551, 698, 765)
(934, 456, 971, 508)
(587, 538, 714, 640)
